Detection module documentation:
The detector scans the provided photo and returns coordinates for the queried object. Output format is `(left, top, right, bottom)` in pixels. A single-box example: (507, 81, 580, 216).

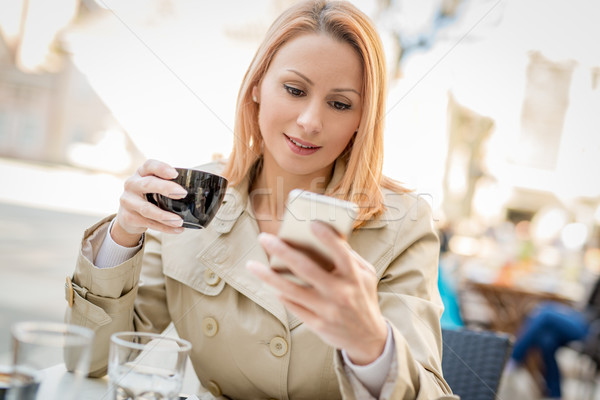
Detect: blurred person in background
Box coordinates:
(64, 1, 456, 398)
(505, 273, 600, 399)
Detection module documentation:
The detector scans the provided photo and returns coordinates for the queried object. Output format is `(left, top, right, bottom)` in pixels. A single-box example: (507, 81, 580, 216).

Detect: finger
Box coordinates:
(348, 248, 377, 274)
(136, 175, 187, 199)
(258, 233, 333, 291)
(246, 260, 327, 318)
(140, 213, 185, 234)
(276, 296, 323, 330)
(310, 222, 354, 275)
(124, 170, 187, 200)
(137, 159, 179, 180)
(120, 209, 184, 235)
(246, 260, 313, 298)
(121, 192, 183, 227)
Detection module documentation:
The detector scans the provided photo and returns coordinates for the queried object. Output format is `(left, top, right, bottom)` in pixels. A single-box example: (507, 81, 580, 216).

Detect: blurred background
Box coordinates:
(1, 0, 599, 398)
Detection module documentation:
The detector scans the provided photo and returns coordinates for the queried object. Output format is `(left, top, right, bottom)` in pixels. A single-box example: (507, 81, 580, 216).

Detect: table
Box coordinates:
(30, 364, 110, 399)
(20, 365, 211, 400)
(466, 281, 574, 335)
(31, 366, 463, 400)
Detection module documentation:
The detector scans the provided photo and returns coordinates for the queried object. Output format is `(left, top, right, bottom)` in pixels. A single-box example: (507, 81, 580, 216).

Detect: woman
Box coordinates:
(65, 1, 455, 398)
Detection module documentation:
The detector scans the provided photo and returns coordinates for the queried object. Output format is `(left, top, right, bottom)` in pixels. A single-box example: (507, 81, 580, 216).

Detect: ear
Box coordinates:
(252, 86, 260, 103)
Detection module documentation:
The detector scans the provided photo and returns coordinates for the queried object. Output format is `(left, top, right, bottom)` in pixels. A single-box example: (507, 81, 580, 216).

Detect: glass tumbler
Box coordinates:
(108, 332, 192, 400)
(7, 321, 94, 400)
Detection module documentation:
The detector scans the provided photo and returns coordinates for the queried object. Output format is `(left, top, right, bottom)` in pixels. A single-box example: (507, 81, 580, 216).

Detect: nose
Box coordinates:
(296, 100, 323, 134)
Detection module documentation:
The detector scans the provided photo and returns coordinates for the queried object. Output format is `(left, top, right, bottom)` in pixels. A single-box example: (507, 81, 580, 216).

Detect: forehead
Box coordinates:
(267, 33, 363, 89)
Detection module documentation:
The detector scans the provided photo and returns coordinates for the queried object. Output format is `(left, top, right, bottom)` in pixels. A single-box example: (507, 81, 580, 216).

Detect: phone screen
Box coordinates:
(270, 189, 357, 283)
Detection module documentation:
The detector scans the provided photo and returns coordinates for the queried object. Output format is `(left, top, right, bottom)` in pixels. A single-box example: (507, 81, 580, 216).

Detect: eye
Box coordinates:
(330, 101, 351, 111)
(283, 84, 305, 97)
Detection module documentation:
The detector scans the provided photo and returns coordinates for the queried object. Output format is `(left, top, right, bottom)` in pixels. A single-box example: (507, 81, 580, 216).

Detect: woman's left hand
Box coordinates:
(247, 221, 388, 365)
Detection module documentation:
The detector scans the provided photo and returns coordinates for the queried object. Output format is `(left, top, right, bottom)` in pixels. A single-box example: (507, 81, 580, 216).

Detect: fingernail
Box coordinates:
(166, 218, 183, 227)
(173, 227, 184, 234)
(168, 168, 179, 179)
(258, 232, 276, 247)
(246, 260, 261, 273)
(171, 191, 187, 199)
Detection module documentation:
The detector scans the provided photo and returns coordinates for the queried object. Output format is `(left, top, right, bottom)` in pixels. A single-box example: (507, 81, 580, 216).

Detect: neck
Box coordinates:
(250, 154, 333, 221)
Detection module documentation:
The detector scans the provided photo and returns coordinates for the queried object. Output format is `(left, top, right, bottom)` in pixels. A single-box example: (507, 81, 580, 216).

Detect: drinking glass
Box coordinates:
(4, 321, 94, 400)
(108, 332, 192, 400)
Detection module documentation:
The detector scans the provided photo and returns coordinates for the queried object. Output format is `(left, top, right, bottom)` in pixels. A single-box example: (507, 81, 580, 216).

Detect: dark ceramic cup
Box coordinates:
(146, 168, 228, 229)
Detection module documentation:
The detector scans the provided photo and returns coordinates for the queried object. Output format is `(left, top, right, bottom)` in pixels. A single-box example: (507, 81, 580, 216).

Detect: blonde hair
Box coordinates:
(222, 0, 407, 227)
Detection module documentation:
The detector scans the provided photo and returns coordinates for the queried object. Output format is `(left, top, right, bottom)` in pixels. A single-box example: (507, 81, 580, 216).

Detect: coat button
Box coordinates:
(202, 317, 218, 337)
(203, 269, 221, 286)
(269, 336, 288, 357)
(206, 379, 222, 397)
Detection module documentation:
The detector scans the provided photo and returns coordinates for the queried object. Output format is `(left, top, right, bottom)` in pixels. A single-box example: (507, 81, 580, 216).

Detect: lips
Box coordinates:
(284, 134, 321, 155)
(284, 134, 320, 148)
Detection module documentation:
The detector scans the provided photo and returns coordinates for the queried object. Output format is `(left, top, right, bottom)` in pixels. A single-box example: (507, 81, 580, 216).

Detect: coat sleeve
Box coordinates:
(333, 195, 458, 399)
(64, 215, 171, 377)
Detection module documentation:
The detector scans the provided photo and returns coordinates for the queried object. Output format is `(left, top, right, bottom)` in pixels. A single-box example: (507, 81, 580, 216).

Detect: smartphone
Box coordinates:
(270, 189, 358, 285)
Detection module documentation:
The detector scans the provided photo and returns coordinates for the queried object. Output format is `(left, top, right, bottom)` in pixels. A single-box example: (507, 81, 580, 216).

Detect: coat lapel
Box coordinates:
(184, 157, 390, 330)
(194, 173, 290, 328)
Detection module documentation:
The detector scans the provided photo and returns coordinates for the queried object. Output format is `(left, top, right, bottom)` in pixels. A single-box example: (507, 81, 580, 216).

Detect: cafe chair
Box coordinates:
(441, 328, 513, 400)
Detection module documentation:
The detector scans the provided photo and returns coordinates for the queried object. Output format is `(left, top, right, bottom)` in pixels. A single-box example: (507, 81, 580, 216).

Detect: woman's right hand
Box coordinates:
(111, 159, 188, 247)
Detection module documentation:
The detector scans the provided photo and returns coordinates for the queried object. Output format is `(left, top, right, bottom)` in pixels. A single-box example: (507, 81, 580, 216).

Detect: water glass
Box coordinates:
(3, 321, 94, 400)
(108, 332, 192, 400)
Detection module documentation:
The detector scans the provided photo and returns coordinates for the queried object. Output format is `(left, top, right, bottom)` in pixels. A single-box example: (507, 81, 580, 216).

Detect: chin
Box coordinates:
(284, 163, 316, 176)
(278, 157, 325, 176)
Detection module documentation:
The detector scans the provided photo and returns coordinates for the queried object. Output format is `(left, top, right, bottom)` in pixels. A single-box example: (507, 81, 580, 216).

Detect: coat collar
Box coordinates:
(211, 157, 388, 233)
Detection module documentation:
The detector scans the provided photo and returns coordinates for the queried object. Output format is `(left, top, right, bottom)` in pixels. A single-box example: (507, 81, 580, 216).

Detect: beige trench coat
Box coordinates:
(65, 161, 457, 400)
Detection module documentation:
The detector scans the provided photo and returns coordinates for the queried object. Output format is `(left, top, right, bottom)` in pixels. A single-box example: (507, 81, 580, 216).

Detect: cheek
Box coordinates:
(334, 117, 360, 144)
(257, 98, 277, 133)
(258, 99, 295, 135)
(258, 88, 281, 128)
(258, 106, 278, 140)
(335, 131, 356, 152)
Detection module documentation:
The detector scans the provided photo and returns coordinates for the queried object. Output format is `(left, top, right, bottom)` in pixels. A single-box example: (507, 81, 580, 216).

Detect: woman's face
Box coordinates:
(255, 33, 363, 179)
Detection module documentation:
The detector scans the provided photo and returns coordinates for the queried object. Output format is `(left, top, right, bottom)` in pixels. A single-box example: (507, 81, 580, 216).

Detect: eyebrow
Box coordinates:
(287, 69, 361, 97)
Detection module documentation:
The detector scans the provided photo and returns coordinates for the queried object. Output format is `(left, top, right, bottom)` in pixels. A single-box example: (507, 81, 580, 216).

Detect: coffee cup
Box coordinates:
(146, 168, 228, 229)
